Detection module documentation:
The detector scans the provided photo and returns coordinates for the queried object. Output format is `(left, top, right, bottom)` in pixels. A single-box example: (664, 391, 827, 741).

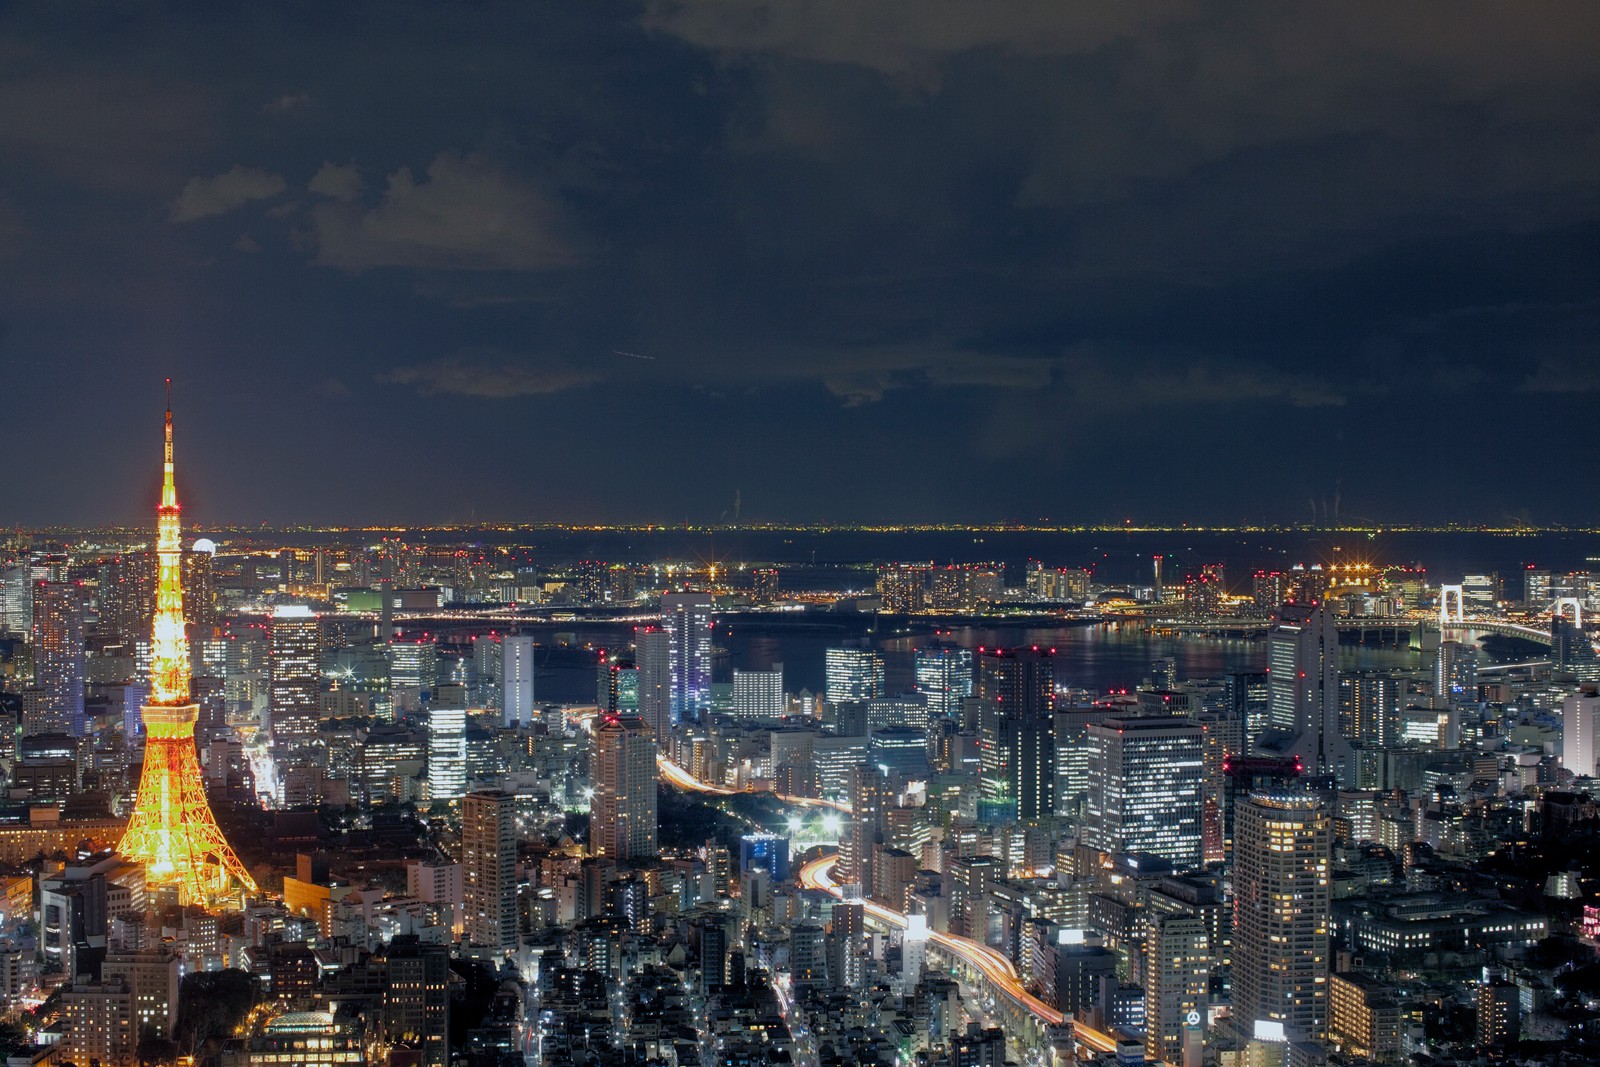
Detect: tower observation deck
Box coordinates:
(118, 384, 257, 908)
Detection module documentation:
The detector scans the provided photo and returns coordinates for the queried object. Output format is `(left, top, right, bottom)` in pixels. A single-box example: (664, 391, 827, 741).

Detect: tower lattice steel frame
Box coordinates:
(118, 386, 257, 908)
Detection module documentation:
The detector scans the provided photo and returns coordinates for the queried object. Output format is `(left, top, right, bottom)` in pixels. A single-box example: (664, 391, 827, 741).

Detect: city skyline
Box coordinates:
(2, 5, 1599, 526)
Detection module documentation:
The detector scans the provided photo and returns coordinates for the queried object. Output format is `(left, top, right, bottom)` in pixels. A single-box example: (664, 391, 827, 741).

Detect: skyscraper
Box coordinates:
(843, 764, 893, 897)
(1563, 692, 1600, 779)
(661, 592, 712, 724)
(502, 632, 535, 727)
(976, 647, 1054, 822)
(1551, 615, 1600, 682)
(268, 606, 320, 752)
(1262, 602, 1350, 780)
(590, 714, 658, 861)
(1435, 641, 1479, 704)
(1084, 715, 1204, 867)
(914, 646, 974, 721)
(461, 790, 517, 954)
(1144, 911, 1210, 1065)
(634, 626, 672, 740)
(427, 704, 467, 801)
(29, 581, 84, 737)
(825, 647, 886, 705)
(732, 666, 784, 721)
(1232, 792, 1331, 1044)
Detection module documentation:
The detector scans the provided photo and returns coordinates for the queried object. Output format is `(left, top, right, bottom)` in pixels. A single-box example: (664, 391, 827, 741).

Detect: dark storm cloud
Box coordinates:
(309, 153, 582, 272)
(380, 348, 606, 398)
(0, 2, 1596, 524)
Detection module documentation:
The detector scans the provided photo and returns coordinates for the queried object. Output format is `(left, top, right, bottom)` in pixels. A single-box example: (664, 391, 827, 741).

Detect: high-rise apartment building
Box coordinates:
(824, 647, 885, 706)
(1084, 715, 1204, 867)
(1144, 912, 1210, 1065)
(661, 592, 712, 725)
(1435, 641, 1479, 704)
(915, 646, 974, 721)
(502, 632, 535, 727)
(1232, 792, 1331, 1044)
(843, 764, 893, 896)
(1563, 693, 1600, 779)
(876, 564, 930, 613)
(268, 606, 320, 751)
(29, 581, 85, 737)
(590, 714, 658, 861)
(731, 667, 784, 721)
(976, 648, 1054, 822)
(461, 790, 517, 955)
(634, 626, 672, 740)
(1263, 602, 1350, 779)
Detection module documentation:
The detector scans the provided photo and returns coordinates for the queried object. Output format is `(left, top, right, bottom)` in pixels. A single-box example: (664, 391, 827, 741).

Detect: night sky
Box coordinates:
(2, 3, 1598, 527)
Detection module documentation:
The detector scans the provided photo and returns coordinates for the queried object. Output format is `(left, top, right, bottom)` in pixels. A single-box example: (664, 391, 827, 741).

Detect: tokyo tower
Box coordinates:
(118, 386, 257, 908)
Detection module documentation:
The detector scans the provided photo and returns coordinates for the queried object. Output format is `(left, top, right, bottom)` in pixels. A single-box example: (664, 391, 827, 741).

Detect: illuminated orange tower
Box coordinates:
(118, 385, 257, 908)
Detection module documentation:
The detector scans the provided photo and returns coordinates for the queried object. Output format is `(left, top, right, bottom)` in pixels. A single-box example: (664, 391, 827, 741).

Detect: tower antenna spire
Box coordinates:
(119, 382, 258, 907)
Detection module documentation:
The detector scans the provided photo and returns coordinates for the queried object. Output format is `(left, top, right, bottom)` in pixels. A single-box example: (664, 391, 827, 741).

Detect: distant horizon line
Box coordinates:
(6, 521, 1595, 537)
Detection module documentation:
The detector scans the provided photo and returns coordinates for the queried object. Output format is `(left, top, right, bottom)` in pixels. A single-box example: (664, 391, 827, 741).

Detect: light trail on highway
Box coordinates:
(657, 756, 851, 812)
(797, 854, 1119, 1055)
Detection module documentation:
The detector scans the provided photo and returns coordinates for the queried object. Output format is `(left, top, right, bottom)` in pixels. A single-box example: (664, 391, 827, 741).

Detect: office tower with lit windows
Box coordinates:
(461, 790, 517, 954)
(661, 592, 712, 725)
(1563, 693, 1600, 779)
(1435, 641, 1479, 704)
(1263, 602, 1351, 779)
(1338, 670, 1403, 748)
(1523, 567, 1550, 608)
(976, 647, 1054, 822)
(634, 626, 672, 739)
(732, 666, 784, 721)
(1084, 715, 1204, 867)
(1232, 792, 1331, 1044)
(1144, 911, 1210, 1065)
(1551, 616, 1600, 682)
(389, 637, 437, 699)
(825, 647, 885, 705)
(590, 714, 657, 861)
(427, 703, 467, 801)
(0, 563, 33, 637)
(843, 764, 893, 896)
(502, 632, 535, 727)
(597, 656, 639, 715)
(29, 581, 85, 737)
(915, 646, 973, 721)
(268, 606, 320, 752)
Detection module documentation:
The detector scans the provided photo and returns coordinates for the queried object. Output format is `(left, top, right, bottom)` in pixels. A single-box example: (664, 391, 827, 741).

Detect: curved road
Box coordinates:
(659, 754, 1118, 1056)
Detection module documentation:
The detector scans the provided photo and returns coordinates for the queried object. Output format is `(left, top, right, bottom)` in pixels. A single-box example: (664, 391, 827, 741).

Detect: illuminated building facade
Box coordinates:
(1231, 792, 1331, 1043)
(1084, 715, 1204, 867)
(268, 606, 320, 751)
(427, 704, 467, 801)
(914, 646, 973, 721)
(461, 789, 517, 954)
(502, 632, 534, 727)
(1263, 602, 1352, 779)
(977, 647, 1054, 822)
(824, 647, 885, 705)
(662, 592, 712, 724)
(591, 714, 657, 860)
(634, 626, 672, 739)
(118, 394, 258, 908)
(29, 580, 85, 737)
